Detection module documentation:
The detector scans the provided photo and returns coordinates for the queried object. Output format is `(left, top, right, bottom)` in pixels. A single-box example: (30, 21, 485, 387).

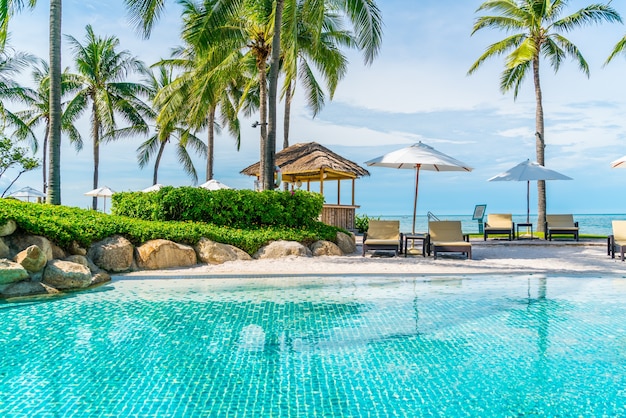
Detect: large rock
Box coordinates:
(68, 241, 87, 256)
(88, 235, 134, 272)
(336, 231, 357, 255)
(42, 260, 92, 290)
(310, 240, 343, 256)
(0, 239, 9, 259)
(194, 238, 252, 264)
(1, 281, 60, 298)
(65, 255, 99, 273)
(135, 239, 197, 270)
(0, 219, 16, 237)
(5, 234, 54, 261)
(0, 259, 29, 288)
(91, 271, 111, 286)
(14, 245, 47, 273)
(253, 240, 312, 259)
(65, 255, 111, 286)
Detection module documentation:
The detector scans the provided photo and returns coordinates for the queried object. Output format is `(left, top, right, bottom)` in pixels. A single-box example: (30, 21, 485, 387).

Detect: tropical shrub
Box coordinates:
(0, 198, 340, 254)
(112, 187, 324, 228)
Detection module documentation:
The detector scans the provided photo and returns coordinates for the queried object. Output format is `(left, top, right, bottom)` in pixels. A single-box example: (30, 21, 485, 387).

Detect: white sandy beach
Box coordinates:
(118, 238, 626, 279)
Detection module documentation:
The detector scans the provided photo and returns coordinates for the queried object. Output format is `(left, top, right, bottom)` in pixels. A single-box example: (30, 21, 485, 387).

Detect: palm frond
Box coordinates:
(605, 35, 626, 65)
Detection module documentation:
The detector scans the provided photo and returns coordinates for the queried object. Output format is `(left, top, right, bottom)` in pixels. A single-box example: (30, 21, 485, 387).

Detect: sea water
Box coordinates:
(374, 214, 626, 236)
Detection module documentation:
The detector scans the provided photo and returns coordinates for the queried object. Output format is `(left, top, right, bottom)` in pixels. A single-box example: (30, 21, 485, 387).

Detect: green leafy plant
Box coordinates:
(355, 213, 379, 233)
(0, 198, 341, 254)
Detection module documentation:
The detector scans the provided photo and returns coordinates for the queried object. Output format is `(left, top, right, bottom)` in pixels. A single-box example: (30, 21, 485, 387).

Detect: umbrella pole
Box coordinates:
(412, 164, 421, 235)
(526, 180, 530, 224)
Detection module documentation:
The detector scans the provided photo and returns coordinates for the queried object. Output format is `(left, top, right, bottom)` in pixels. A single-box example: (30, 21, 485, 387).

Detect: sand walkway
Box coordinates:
(117, 238, 626, 279)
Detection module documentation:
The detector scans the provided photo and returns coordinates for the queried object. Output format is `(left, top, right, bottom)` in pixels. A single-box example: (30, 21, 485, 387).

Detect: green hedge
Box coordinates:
(0, 199, 341, 254)
(112, 187, 324, 228)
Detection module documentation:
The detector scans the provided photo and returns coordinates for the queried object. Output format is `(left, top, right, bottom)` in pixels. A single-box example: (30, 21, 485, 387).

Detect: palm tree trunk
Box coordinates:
(47, 0, 62, 205)
(533, 58, 546, 233)
(92, 106, 100, 210)
(265, 0, 284, 191)
(153, 137, 167, 185)
(258, 58, 268, 190)
(283, 80, 292, 149)
(282, 81, 293, 190)
(207, 106, 216, 181)
(42, 123, 49, 193)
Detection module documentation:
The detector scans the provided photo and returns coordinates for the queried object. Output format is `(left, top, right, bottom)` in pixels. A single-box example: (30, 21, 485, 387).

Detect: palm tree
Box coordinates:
(138, 64, 207, 185)
(8, 59, 83, 193)
(279, 3, 353, 148)
(176, 0, 382, 190)
(468, 0, 621, 231)
(66, 24, 151, 210)
(154, 38, 245, 182)
(2, 0, 176, 205)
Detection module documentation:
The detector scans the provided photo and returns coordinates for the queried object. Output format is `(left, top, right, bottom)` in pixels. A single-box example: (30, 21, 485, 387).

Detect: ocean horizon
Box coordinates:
(371, 214, 626, 237)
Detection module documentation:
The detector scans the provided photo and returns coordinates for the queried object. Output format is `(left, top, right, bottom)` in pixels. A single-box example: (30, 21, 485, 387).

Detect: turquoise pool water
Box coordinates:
(1, 275, 625, 417)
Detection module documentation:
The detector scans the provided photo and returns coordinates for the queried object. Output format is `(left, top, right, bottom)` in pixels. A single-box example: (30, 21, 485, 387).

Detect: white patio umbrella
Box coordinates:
(365, 142, 473, 234)
(84, 186, 115, 213)
(487, 160, 572, 223)
(610, 155, 626, 168)
(141, 183, 164, 192)
(9, 186, 46, 202)
(199, 179, 231, 190)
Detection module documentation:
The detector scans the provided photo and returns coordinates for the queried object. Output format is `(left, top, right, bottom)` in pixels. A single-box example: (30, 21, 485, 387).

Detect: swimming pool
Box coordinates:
(1, 275, 625, 416)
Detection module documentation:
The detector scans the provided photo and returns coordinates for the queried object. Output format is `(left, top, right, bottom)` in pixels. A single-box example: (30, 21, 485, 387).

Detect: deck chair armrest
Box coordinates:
(400, 232, 404, 254)
(575, 221, 579, 227)
(363, 231, 368, 241)
(608, 234, 615, 256)
(463, 233, 470, 242)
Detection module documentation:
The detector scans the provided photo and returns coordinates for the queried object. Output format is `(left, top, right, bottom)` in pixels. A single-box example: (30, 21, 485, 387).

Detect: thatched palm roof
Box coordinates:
(240, 142, 369, 182)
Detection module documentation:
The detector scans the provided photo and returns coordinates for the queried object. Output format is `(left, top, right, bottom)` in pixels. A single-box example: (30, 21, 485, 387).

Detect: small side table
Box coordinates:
(517, 223, 533, 239)
(404, 233, 428, 257)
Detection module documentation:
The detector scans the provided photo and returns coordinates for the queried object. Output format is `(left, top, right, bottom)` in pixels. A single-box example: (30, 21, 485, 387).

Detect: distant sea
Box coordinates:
(375, 214, 626, 237)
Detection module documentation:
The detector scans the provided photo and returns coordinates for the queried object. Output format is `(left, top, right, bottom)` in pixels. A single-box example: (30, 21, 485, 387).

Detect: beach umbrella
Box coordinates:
(199, 179, 231, 190)
(610, 155, 626, 168)
(365, 142, 473, 234)
(8, 186, 46, 202)
(141, 183, 164, 192)
(84, 186, 115, 213)
(487, 160, 572, 223)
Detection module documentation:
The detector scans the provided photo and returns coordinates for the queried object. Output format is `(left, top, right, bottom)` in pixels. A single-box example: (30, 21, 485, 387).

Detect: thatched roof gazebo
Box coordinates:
(241, 142, 369, 231)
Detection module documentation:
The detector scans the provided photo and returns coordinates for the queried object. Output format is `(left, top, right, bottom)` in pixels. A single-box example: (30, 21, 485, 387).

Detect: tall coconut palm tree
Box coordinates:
(8, 59, 83, 193)
(279, 2, 353, 148)
(2, 0, 178, 205)
(468, 0, 621, 231)
(138, 64, 207, 185)
(154, 37, 246, 182)
(66, 24, 151, 210)
(176, 0, 381, 190)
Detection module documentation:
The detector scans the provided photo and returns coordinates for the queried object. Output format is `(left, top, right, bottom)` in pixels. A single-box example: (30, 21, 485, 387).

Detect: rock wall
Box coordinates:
(0, 219, 357, 299)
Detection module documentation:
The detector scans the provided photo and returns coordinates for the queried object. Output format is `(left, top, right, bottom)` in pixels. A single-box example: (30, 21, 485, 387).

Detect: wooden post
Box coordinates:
(351, 179, 355, 206)
(337, 179, 340, 205)
(320, 169, 325, 196)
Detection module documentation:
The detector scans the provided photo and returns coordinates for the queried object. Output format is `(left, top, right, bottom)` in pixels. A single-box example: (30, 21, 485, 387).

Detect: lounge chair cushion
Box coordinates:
(484, 214, 514, 240)
(428, 221, 471, 260)
(362, 220, 402, 256)
(611, 220, 626, 261)
(545, 214, 579, 241)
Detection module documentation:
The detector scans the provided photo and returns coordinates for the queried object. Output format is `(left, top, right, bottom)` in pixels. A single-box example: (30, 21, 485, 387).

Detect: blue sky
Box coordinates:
(4, 0, 626, 217)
